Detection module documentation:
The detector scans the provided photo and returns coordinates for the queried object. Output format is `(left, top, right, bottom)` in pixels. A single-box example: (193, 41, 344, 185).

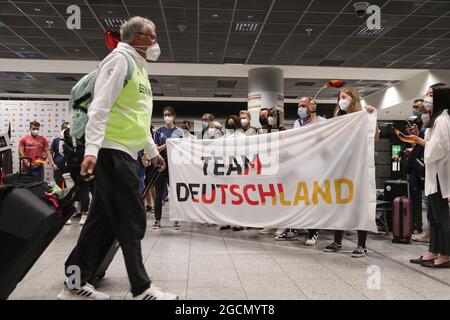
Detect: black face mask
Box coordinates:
(225, 123, 236, 130)
(259, 116, 269, 126)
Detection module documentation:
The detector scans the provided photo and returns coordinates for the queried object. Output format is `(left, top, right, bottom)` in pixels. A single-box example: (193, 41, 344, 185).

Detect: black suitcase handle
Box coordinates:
(19, 157, 34, 176)
(142, 165, 161, 199)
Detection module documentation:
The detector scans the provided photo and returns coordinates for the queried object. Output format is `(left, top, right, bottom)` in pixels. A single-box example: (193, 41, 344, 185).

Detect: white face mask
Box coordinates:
(31, 129, 39, 136)
(240, 119, 249, 127)
(339, 98, 352, 111)
(424, 96, 433, 112)
(297, 107, 308, 119)
(135, 42, 161, 62)
(164, 116, 173, 124)
(202, 121, 209, 129)
(208, 128, 217, 136)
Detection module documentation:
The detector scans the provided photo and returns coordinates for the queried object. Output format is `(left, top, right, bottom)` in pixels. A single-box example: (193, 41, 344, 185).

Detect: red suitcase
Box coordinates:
(392, 197, 412, 244)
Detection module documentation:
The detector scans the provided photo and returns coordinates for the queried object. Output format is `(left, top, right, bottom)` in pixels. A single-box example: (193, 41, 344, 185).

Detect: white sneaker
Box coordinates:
(274, 229, 298, 241)
(258, 228, 276, 235)
(57, 283, 110, 300)
(133, 285, 179, 300)
(275, 228, 285, 236)
(305, 232, 319, 246)
(65, 218, 72, 225)
(79, 215, 87, 226)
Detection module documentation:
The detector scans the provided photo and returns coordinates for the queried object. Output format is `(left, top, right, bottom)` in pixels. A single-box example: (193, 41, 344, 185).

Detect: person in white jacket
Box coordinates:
(59, 17, 178, 300)
(408, 83, 450, 269)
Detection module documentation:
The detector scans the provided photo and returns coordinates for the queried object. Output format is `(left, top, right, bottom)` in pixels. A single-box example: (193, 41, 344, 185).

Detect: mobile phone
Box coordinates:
(406, 120, 413, 128)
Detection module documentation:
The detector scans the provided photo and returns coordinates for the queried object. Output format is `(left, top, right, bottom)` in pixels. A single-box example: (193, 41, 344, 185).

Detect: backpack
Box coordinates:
(69, 50, 135, 140)
(61, 128, 85, 168)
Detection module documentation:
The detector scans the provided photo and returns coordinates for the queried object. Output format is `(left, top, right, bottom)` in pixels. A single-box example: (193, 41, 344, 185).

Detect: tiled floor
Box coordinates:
(9, 207, 450, 300)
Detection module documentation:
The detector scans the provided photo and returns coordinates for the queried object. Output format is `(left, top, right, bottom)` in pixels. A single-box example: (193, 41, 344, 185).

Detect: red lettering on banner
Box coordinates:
(201, 185, 216, 204)
(243, 185, 259, 205)
(230, 184, 244, 205)
(257, 184, 277, 205)
(217, 184, 228, 205)
(243, 155, 262, 176)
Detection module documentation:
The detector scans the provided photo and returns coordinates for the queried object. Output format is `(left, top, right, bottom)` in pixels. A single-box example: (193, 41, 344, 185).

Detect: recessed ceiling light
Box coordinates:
(166, 84, 172, 87)
(247, 15, 253, 19)
(208, 51, 214, 55)
(34, 8, 41, 12)
(46, 20, 54, 28)
(212, 14, 218, 18)
(107, 10, 113, 14)
(74, 49, 80, 52)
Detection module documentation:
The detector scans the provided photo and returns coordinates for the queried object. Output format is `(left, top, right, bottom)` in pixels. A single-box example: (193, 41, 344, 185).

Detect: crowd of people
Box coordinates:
(4, 16, 449, 301)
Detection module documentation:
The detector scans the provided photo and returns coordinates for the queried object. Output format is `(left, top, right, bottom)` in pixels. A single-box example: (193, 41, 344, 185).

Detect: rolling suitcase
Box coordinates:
(392, 196, 412, 244)
(0, 176, 88, 300)
(89, 166, 161, 285)
(3, 157, 42, 187)
(383, 180, 408, 203)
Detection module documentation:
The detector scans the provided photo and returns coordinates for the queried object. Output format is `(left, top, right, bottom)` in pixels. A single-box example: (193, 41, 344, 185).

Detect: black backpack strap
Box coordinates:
(73, 93, 92, 112)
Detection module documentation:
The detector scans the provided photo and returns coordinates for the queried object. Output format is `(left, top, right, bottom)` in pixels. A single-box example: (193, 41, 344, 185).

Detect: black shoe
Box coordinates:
(232, 226, 244, 231)
(219, 225, 231, 230)
(409, 256, 437, 264)
(421, 260, 450, 268)
(350, 246, 367, 258)
(323, 242, 342, 252)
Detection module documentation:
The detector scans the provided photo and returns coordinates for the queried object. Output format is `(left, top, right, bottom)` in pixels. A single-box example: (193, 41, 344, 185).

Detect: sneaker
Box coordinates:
(275, 229, 298, 241)
(412, 233, 429, 243)
(219, 225, 231, 231)
(305, 232, 319, 246)
(173, 221, 181, 230)
(57, 283, 110, 300)
(145, 205, 152, 213)
(65, 218, 72, 225)
(323, 242, 342, 252)
(275, 228, 286, 236)
(152, 220, 161, 229)
(351, 246, 367, 258)
(79, 215, 87, 226)
(232, 226, 244, 231)
(133, 285, 178, 300)
(258, 228, 276, 235)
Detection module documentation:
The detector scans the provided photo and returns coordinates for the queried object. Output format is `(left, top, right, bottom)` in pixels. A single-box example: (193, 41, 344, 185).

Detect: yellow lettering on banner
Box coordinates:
(293, 182, 311, 206)
(312, 180, 332, 205)
(335, 179, 354, 204)
(279, 192, 291, 206)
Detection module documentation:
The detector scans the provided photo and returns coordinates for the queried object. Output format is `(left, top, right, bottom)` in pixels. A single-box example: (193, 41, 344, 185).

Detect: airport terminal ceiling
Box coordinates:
(0, 0, 449, 119)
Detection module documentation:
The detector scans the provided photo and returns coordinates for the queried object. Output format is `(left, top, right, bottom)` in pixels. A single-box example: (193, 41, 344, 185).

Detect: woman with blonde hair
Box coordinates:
(323, 87, 379, 258)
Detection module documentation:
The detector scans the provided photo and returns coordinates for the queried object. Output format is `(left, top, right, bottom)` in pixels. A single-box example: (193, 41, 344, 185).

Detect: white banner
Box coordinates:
(167, 111, 377, 232)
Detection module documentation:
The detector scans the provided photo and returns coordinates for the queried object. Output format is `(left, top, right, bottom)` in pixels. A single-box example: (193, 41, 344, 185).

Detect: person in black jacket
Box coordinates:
(405, 119, 425, 234)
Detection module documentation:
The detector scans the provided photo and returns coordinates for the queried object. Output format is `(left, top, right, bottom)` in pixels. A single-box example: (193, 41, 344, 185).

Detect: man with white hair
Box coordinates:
(58, 17, 178, 300)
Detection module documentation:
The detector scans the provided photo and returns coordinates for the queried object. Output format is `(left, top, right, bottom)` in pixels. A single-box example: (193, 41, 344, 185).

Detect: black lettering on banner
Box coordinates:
(213, 156, 225, 176)
(201, 156, 212, 175)
(226, 156, 242, 175)
(188, 184, 200, 200)
(176, 183, 189, 201)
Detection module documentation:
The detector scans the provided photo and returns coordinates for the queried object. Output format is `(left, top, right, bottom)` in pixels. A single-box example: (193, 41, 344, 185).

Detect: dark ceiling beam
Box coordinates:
(244, 0, 277, 65)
